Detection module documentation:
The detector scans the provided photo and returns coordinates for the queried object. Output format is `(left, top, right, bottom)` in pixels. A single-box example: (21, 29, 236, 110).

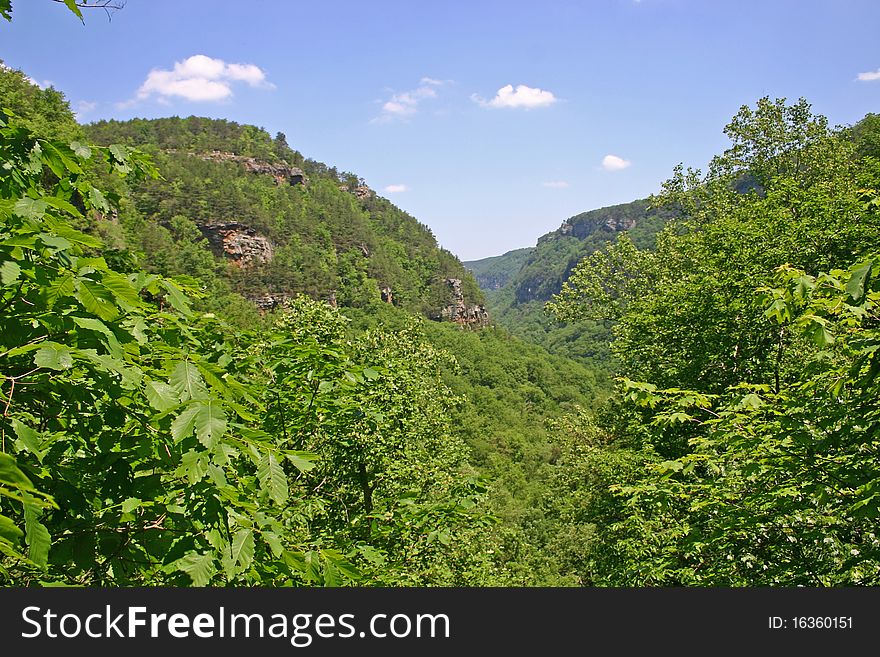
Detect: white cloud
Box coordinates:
(542, 181, 569, 188)
(473, 84, 557, 109)
(602, 154, 632, 171)
(383, 184, 409, 193)
(132, 54, 274, 104)
(74, 100, 97, 119)
(857, 68, 880, 81)
(374, 78, 448, 122)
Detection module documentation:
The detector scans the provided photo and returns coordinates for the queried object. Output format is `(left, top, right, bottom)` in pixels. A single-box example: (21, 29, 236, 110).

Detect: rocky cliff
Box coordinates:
(199, 222, 274, 267)
(439, 278, 490, 328)
(197, 150, 307, 186)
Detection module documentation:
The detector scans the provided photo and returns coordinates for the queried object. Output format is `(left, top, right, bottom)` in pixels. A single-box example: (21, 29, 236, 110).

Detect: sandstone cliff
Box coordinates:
(199, 222, 273, 267)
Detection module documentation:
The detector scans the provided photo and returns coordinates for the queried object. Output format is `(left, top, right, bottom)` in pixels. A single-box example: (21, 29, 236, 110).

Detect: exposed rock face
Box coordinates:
(337, 183, 376, 201)
(557, 211, 637, 240)
(200, 222, 273, 267)
(250, 292, 337, 312)
(353, 185, 374, 200)
(439, 278, 490, 328)
(197, 151, 307, 186)
(250, 293, 289, 311)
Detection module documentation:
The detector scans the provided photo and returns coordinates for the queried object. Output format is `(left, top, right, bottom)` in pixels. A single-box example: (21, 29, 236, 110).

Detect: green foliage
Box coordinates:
(0, 109, 496, 586)
(600, 257, 880, 585)
(0, 62, 82, 142)
(551, 97, 876, 394)
(543, 98, 880, 585)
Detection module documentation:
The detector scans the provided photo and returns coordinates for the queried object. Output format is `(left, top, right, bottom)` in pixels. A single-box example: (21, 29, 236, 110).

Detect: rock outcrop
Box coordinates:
(250, 293, 289, 311)
(548, 207, 638, 243)
(339, 184, 375, 201)
(196, 151, 307, 186)
(199, 222, 273, 267)
(353, 185, 374, 200)
(249, 291, 337, 312)
(439, 278, 490, 328)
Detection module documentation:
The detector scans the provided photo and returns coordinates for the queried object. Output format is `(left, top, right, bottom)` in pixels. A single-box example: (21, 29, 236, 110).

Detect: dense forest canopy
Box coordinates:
(1, 2, 879, 586)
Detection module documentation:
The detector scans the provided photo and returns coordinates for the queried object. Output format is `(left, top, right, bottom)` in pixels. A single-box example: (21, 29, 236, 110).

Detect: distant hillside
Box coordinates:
(464, 247, 534, 295)
(82, 116, 485, 323)
(473, 199, 673, 366)
(509, 199, 672, 305)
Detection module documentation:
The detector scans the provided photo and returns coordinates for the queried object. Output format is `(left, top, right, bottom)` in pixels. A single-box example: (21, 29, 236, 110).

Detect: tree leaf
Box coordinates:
(170, 404, 200, 443)
(39, 234, 72, 251)
(14, 197, 47, 220)
(0, 453, 34, 490)
(257, 452, 288, 505)
(160, 279, 193, 316)
(108, 144, 129, 163)
(100, 271, 143, 309)
(802, 315, 834, 347)
(262, 531, 284, 557)
(0, 260, 20, 285)
(11, 420, 43, 462)
(72, 316, 122, 357)
(224, 528, 254, 578)
(43, 196, 84, 218)
(286, 451, 318, 473)
(175, 552, 216, 587)
(23, 505, 50, 568)
(41, 142, 82, 175)
(195, 400, 227, 450)
(177, 450, 209, 485)
(145, 380, 179, 412)
(846, 260, 872, 302)
(34, 343, 73, 370)
(321, 549, 362, 581)
(356, 544, 386, 566)
(70, 141, 92, 159)
(75, 278, 119, 321)
(43, 273, 75, 306)
(88, 186, 109, 212)
(170, 361, 208, 402)
(0, 513, 23, 544)
(62, 0, 84, 21)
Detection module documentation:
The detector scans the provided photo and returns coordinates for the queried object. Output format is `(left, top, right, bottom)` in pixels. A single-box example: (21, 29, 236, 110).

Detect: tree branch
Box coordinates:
(51, 0, 126, 21)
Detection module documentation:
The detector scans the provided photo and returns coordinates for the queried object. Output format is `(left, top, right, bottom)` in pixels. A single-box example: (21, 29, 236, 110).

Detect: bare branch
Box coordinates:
(51, 0, 126, 21)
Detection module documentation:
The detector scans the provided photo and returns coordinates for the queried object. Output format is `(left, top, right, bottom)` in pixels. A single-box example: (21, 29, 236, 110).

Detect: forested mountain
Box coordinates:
(466, 199, 671, 367)
(2, 16, 880, 589)
(464, 247, 534, 293)
(0, 61, 600, 586)
(80, 116, 485, 323)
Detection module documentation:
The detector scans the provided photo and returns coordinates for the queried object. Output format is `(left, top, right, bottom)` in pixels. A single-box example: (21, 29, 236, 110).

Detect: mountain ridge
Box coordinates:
(81, 114, 487, 323)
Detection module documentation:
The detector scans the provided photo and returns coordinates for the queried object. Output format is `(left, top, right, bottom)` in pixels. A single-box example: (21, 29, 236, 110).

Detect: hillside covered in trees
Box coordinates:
(2, 2, 879, 587)
(0, 61, 601, 585)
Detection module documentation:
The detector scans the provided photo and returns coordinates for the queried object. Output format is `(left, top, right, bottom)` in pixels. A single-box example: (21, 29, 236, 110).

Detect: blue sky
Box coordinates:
(2, 0, 879, 260)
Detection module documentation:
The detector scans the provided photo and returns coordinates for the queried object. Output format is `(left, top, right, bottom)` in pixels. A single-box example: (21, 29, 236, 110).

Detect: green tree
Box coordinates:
(545, 99, 880, 585)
